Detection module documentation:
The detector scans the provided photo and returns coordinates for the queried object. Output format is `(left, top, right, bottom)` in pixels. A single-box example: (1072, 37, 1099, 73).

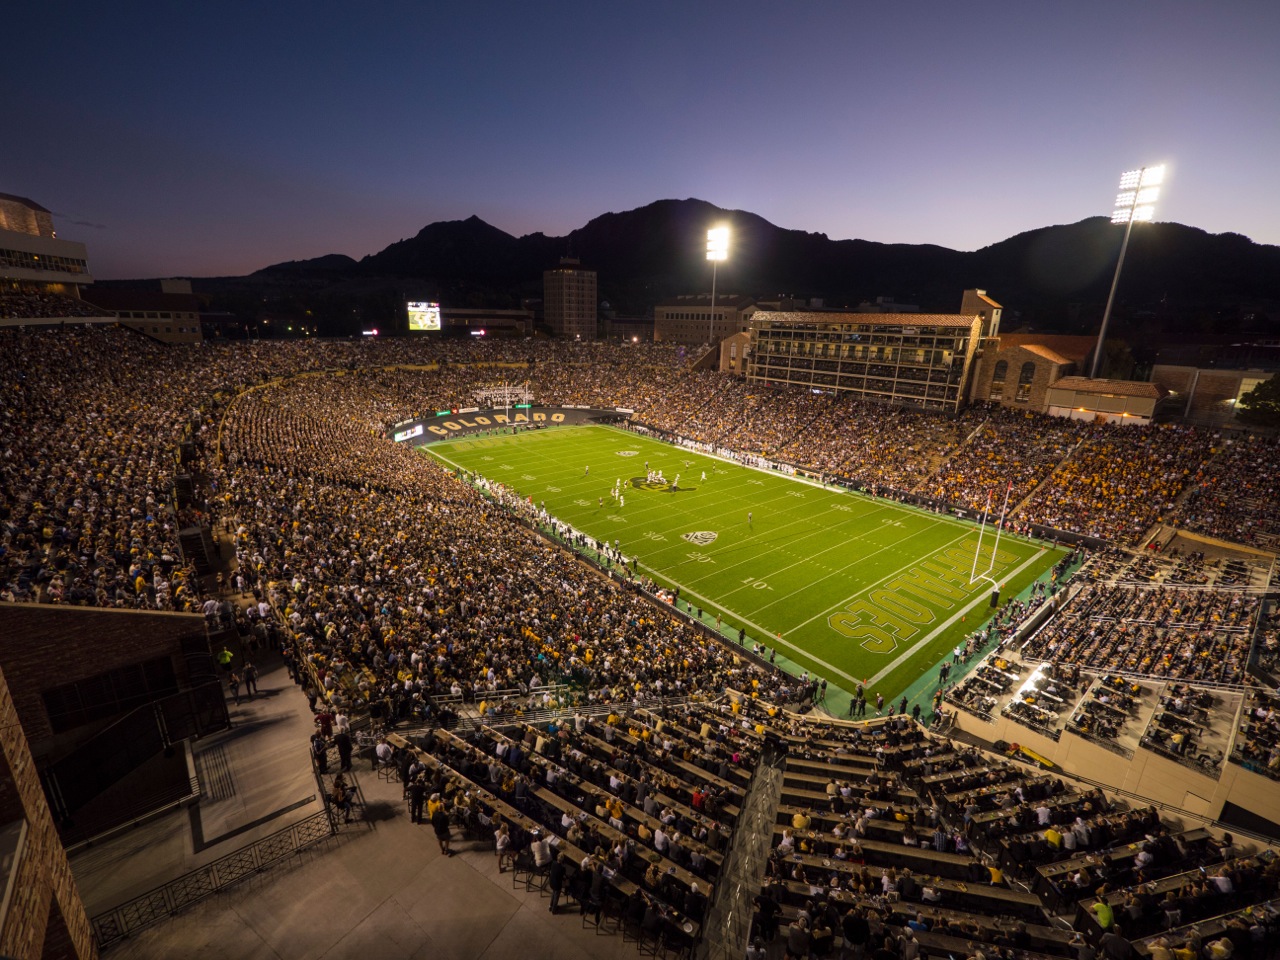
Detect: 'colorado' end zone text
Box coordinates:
(428, 412, 566, 436)
(828, 540, 1019, 654)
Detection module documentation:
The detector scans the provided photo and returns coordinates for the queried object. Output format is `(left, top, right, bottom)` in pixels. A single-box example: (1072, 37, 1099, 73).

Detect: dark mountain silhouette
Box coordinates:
(235, 198, 1280, 338)
(254, 253, 358, 275)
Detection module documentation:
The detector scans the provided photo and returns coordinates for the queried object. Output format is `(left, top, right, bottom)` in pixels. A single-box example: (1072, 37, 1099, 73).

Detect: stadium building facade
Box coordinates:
(81, 281, 203, 344)
(747, 311, 984, 412)
(0, 194, 99, 321)
(0, 664, 97, 960)
(654, 293, 756, 344)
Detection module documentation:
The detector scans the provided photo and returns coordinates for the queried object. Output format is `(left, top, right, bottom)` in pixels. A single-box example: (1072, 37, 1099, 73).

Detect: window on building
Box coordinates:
(1015, 361, 1036, 403)
(989, 359, 1008, 400)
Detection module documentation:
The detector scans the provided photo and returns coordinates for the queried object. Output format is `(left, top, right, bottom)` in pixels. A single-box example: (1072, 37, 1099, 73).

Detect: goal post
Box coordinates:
(970, 480, 1013, 606)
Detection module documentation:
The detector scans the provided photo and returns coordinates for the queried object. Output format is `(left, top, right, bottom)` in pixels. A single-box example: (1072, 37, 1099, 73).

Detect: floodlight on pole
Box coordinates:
(706, 226, 729, 345)
(1092, 164, 1165, 378)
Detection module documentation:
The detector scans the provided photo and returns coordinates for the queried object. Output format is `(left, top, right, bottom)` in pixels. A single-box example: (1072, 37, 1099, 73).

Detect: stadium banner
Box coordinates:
(385, 406, 630, 445)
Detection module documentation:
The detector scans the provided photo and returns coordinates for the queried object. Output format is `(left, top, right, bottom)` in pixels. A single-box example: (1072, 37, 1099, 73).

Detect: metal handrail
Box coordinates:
(90, 808, 337, 951)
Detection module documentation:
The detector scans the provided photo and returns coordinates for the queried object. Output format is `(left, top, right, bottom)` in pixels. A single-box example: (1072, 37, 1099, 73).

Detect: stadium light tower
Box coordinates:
(706, 226, 729, 344)
(1091, 164, 1165, 379)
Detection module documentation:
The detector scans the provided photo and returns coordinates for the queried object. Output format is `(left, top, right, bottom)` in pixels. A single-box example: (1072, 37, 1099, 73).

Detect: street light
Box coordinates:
(706, 226, 729, 344)
(1092, 164, 1165, 378)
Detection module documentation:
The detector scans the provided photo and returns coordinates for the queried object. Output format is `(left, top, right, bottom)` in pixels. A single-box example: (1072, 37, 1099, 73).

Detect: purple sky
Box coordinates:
(8, 2, 1280, 279)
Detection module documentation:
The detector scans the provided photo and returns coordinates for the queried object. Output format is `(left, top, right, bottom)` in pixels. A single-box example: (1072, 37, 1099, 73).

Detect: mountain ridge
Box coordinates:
(218, 197, 1279, 339)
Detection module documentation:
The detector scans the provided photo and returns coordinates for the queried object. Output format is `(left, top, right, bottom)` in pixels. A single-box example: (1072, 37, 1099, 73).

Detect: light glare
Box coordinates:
(706, 226, 729, 261)
(1110, 164, 1165, 223)
(1140, 165, 1165, 187)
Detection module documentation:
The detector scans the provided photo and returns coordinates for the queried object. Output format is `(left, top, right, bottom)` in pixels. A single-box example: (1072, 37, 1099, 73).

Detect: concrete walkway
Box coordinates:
(85, 733, 646, 959)
(71, 653, 322, 917)
(70, 647, 652, 959)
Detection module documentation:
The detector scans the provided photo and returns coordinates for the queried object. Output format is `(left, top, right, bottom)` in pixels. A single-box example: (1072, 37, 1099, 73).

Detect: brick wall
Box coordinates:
(0, 665, 97, 960)
(0, 606, 204, 748)
(1189, 372, 1243, 421)
(1150, 365, 1196, 397)
(972, 343, 1068, 412)
(0, 198, 54, 238)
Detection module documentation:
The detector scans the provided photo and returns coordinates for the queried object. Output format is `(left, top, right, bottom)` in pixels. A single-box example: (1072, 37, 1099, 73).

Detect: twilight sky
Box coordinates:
(7, 1, 1279, 278)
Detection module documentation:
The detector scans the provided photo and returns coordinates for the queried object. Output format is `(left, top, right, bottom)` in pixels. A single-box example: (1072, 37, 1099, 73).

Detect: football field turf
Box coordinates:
(425, 425, 1067, 704)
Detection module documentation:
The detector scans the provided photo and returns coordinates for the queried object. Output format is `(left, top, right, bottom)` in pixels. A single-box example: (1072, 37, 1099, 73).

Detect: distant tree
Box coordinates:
(1236, 375, 1280, 429)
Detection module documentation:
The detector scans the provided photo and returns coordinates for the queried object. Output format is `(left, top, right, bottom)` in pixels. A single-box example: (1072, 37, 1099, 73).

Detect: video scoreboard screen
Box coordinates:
(407, 301, 441, 331)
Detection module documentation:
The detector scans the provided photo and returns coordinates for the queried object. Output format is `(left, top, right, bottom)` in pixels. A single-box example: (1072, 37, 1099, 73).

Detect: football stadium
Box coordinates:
(1, 196, 1279, 960)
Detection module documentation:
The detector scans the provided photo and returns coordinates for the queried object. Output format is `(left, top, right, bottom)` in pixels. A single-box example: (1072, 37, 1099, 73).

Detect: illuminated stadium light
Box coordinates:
(706, 226, 729, 262)
(1093, 164, 1166, 377)
(1111, 164, 1165, 224)
(706, 226, 730, 344)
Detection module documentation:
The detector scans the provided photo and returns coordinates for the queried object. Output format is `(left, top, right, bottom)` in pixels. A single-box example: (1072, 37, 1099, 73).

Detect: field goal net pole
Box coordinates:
(970, 481, 1013, 607)
(475, 379, 532, 426)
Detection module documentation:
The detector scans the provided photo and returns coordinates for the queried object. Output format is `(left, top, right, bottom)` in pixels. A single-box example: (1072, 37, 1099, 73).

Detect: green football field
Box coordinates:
(424, 424, 1067, 704)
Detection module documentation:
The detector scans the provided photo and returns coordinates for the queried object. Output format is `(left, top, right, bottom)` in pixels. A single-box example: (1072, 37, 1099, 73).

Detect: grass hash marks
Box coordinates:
(425, 425, 1067, 702)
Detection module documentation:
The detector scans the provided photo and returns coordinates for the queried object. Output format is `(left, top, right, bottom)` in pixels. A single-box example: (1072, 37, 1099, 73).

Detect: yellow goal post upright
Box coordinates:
(969, 480, 1013, 608)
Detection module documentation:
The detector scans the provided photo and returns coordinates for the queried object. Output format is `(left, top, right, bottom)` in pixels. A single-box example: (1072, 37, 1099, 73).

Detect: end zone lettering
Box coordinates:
(428, 412, 565, 436)
(828, 540, 1019, 654)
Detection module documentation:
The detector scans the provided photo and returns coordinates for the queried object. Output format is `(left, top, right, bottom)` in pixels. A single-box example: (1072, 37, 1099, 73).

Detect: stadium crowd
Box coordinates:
(0, 326, 202, 607)
(924, 406, 1083, 516)
(1175, 434, 1280, 550)
(0, 289, 106, 320)
(1018, 583, 1258, 684)
(1233, 692, 1280, 778)
(1021, 424, 1216, 543)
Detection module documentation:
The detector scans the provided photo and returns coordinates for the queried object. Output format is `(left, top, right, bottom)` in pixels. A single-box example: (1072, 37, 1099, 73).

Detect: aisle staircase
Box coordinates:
(911, 417, 990, 494)
(1009, 436, 1088, 516)
(697, 738, 786, 960)
(178, 526, 216, 578)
